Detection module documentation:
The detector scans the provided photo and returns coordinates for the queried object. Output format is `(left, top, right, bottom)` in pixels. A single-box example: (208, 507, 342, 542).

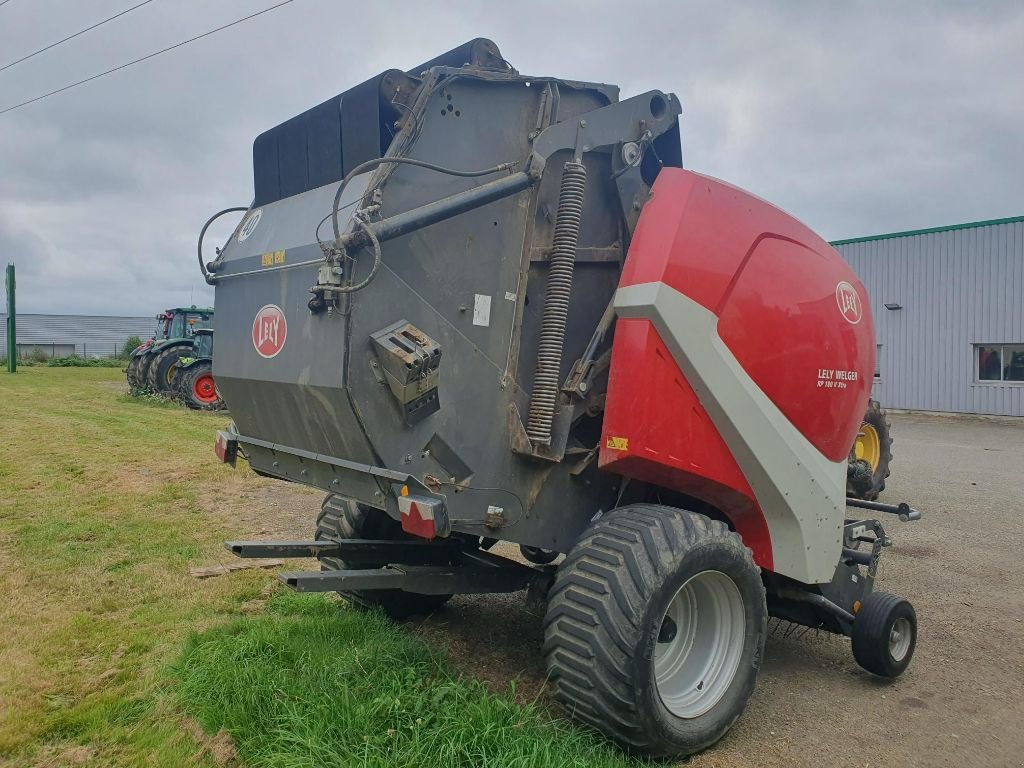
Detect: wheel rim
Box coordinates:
(854, 423, 881, 471)
(193, 373, 219, 404)
(654, 570, 746, 719)
(889, 617, 912, 662)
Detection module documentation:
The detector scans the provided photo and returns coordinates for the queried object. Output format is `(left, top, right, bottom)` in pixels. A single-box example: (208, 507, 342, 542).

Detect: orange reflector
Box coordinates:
(400, 485, 409, 497)
(852, 600, 861, 614)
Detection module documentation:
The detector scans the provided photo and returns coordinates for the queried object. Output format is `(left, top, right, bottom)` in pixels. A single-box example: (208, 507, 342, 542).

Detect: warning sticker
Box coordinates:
(260, 250, 285, 267)
(606, 436, 629, 451)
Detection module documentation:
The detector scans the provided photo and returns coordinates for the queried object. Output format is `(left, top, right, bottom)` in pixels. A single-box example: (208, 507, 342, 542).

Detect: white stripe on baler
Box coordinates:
(615, 281, 844, 585)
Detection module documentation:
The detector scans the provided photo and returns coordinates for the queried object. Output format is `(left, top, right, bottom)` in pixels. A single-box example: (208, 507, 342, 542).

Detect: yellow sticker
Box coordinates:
(606, 436, 629, 451)
(260, 250, 286, 267)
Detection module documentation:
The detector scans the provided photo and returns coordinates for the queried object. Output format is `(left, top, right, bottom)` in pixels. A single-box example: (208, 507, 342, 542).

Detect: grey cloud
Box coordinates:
(0, 0, 1021, 314)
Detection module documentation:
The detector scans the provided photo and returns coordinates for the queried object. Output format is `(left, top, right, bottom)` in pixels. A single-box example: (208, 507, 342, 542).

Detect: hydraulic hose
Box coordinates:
(330, 156, 517, 240)
(330, 216, 382, 294)
(198, 206, 248, 284)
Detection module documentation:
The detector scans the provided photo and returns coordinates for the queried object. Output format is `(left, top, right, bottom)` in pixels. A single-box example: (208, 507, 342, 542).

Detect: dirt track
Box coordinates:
(240, 414, 1024, 767)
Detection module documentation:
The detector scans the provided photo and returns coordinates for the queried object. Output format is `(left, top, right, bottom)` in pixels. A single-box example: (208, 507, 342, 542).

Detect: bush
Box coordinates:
(47, 355, 124, 368)
(122, 335, 144, 359)
(28, 347, 50, 364)
(0, 357, 38, 368)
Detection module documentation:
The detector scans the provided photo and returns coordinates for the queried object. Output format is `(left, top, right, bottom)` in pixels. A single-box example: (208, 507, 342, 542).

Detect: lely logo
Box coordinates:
(252, 304, 287, 358)
(237, 209, 262, 242)
(835, 281, 862, 325)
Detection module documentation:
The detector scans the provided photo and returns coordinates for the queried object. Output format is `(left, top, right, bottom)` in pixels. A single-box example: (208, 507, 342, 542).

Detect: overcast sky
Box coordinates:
(1, 0, 1021, 315)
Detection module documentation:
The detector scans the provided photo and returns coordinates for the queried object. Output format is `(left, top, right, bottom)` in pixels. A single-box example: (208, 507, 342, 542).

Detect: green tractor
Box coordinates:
(125, 306, 214, 395)
(173, 329, 225, 410)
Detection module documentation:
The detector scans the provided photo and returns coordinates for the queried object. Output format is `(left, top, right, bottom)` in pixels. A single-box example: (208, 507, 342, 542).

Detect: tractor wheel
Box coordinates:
(544, 504, 766, 759)
(177, 362, 224, 410)
(847, 399, 893, 501)
(316, 494, 452, 620)
(146, 344, 192, 395)
(851, 592, 917, 678)
(135, 352, 156, 391)
(126, 356, 143, 390)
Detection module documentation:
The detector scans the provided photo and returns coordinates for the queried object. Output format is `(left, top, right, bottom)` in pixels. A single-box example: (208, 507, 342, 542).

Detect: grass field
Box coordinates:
(0, 368, 644, 767)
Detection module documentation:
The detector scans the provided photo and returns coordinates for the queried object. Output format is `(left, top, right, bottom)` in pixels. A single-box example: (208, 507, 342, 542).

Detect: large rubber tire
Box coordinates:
(316, 494, 452, 620)
(851, 591, 917, 678)
(135, 352, 156, 391)
(146, 343, 192, 395)
(544, 504, 767, 759)
(847, 399, 893, 501)
(177, 361, 225, 410)
(126, 355, 143, 389)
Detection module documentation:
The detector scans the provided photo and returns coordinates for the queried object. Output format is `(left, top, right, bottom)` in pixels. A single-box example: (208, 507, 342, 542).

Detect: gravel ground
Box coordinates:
(250, 413, 1024, 767)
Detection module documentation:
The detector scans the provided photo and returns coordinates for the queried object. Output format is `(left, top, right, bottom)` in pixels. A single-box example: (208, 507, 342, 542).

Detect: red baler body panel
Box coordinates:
(601, 169, 874, 569)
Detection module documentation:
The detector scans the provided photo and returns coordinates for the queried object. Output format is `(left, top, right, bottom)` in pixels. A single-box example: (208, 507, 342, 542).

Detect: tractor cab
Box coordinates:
(190, 328, 214, 360)
(159, 307, 213, 339)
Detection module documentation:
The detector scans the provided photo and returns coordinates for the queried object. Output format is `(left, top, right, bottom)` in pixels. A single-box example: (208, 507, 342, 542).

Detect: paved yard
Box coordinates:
(407, 413, 1024, 767)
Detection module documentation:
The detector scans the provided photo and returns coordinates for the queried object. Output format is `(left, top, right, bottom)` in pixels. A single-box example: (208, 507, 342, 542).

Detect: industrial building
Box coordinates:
(0, 314, 154, 359)
(834, 215, 1024, 417)
(2, 217, 1020, 416)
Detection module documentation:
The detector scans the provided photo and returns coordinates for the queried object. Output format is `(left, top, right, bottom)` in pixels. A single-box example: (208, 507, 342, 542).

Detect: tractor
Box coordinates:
(848, 399, 894, 500)
(125, 306, 214, 395)
(173, 329, 226, 410)
(201, 40, 922, 758)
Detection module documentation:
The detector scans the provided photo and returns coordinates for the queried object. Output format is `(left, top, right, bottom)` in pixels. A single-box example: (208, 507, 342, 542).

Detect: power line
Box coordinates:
(0, 0, 13, 8)
(0, 0, 296, 116)
(1, 0, 158, 75)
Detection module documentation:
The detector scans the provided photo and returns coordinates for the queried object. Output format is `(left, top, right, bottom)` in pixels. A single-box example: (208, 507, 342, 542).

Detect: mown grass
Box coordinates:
(175, 591, 638, 768)
(0, 368, 645, 768)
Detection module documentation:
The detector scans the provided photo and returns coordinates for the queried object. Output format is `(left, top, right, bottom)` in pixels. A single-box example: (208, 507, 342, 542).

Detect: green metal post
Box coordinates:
(5, 263, 14, 373)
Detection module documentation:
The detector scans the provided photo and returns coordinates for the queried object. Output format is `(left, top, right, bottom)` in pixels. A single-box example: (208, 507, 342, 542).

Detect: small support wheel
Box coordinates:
(852, 591, 917, 677)
(520, 545, 559, 565)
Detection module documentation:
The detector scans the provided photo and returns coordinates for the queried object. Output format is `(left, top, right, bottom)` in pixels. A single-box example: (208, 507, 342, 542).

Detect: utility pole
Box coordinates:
(5, 263, 15, 373)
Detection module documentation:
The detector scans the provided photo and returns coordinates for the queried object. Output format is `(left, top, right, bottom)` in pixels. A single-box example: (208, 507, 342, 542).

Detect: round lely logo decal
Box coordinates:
(835, 281, 862, 325)
(252, 304, 287, 358)
(237, 208, 262, 242)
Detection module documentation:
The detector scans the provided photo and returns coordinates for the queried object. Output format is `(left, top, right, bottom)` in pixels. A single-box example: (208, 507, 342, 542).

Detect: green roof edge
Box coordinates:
(829, 215, 1024, 246)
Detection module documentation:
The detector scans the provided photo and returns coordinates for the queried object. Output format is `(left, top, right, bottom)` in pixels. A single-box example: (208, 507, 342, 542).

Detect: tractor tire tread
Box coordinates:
(146, 343, 192, 395)
(315, 494, 451, 620)
(852, 399, 894, 501)
(543, 504, 766, 758)
(177, 361, 225, 410)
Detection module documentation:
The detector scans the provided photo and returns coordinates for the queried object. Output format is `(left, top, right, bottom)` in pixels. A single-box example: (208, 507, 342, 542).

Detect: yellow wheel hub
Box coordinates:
(854, 423, 881, 471)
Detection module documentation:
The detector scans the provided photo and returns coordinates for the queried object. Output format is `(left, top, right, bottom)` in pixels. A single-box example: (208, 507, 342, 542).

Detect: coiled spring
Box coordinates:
(526, 161, 587, 445)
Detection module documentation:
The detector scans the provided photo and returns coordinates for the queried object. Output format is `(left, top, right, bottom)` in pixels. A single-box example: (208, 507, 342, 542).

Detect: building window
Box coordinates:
(976, 344, 1024, 383)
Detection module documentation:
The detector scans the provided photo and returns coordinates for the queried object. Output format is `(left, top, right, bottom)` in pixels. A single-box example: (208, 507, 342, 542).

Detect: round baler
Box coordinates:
(207, 39, 921, 758)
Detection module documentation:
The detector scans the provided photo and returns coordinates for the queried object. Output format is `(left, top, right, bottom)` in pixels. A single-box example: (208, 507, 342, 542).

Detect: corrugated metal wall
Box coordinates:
(836, 219, 1024, 416)
(0, 314, 156, 358)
